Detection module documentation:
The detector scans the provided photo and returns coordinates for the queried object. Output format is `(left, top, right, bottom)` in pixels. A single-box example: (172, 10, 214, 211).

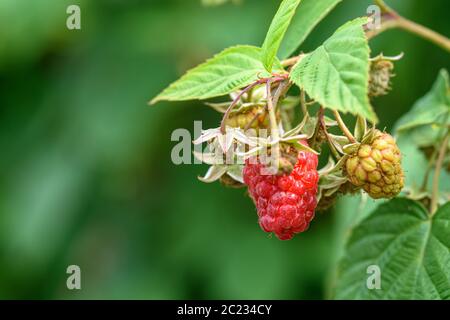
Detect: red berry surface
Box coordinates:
(243, 143, 319, 240)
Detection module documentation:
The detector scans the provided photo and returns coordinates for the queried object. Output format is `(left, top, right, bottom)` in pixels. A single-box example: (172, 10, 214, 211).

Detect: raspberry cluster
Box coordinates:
(346, 130, 404, 199)
(243, 144, 319, 240)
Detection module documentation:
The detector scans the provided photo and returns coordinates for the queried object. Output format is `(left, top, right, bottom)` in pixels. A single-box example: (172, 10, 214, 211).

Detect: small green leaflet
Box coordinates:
(261, 0, 302, 72)
(279, 0, 343, 59)
(334, 198, 450, 300)
(150, 45, 281, 104)
(395, 69, 449, 146)
(290, 17, 378, 123)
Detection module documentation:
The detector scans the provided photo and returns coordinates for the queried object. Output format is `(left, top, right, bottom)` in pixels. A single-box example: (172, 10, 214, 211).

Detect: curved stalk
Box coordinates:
(281, 53, 305, 68)
(333, 110, 356, 143)
(220, 81, 262, 134)
(220, 76, 286, 134)
(319, 107, 341, 160)
(300, 90, 308, 118)
(369, 0, 450, 53)
(430, 130, 449, 215)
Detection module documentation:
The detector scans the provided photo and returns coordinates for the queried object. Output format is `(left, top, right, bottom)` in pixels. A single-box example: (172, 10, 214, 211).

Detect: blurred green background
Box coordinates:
(0, 0, 448, 299)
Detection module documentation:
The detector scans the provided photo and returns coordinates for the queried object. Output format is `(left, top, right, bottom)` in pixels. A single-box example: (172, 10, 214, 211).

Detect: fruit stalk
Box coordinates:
(333, 110, 356, 143)
(431, 130, 449, 215)
(220, 80, 263, 134)
(266, 80, 281, 170)
(319, 107, 340, 159)
(300, 90, 308, 117)
(370, 0, 450, 53)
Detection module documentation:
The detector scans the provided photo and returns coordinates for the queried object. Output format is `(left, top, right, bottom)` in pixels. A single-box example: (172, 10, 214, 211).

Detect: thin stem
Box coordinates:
(319, 107, 340, 160)
(281, 54, 305, 68)
(272, 81, 292, 110)
(280, 110, 292, 131)
(369, 1, 450, 53)
(300, 90, 308, 118)
(244, 109, 265, 131)
(266, 81, 280, 141)
(366, 17, 398, 40)
(266, 80, 281, 170)
(396, 16, 450, 53)
(374, 0, 391, 13)
(220, 81, 261, 134)
(244, 80, 291, 131)
(219, 76, 286, 134)
(430, 130, 449, 215)
(246, 86, 253, 102)
(332, 110, 357, 143)
(420, 148, 438, 191)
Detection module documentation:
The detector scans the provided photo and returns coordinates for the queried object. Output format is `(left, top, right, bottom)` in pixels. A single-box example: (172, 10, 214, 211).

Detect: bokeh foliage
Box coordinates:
(0, 0, 449, 299)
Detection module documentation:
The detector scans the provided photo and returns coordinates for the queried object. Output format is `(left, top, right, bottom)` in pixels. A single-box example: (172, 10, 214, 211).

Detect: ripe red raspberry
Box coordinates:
(243, 142, 319, 240)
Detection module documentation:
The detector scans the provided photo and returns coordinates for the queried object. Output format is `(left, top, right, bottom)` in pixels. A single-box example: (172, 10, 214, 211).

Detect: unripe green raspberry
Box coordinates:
(345, 130, 404, 199)
(225, 107, 269, 130)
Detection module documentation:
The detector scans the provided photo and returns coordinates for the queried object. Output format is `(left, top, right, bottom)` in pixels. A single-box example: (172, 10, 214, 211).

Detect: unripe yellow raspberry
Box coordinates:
(345, 130, 404, 199)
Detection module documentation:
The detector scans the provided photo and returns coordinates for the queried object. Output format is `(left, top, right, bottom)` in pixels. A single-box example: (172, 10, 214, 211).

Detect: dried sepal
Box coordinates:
(328, 134, 350, 154)
(290, 140, 320, 155)
(318, 157, 336, 176)
(225, 165, 245, 183)
(323, 116, 338, 127)
(354, 116, 367, 141)
(343, 142, 361, 155)
(360, 127, 378, 145)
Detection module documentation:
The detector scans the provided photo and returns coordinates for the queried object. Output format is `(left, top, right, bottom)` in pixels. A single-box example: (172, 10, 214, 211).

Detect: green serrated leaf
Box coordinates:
(279, 0, 343, 59)
(261, 0, 302, 72)
(290, 17, 377, 123)
(334, 198, 450, 300)
(396, 69, 450, 139)
(151, 45, 281, 104)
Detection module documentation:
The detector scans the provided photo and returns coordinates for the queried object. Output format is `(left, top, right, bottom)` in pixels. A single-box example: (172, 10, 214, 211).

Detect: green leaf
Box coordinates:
(395, 69, 450, 146)
(150, 45, 280, 104)
(261, 0, 302, 72)
(290, 18, 377, 123)
(279, 0, 343, 59)
(334, 198, 450, 299)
